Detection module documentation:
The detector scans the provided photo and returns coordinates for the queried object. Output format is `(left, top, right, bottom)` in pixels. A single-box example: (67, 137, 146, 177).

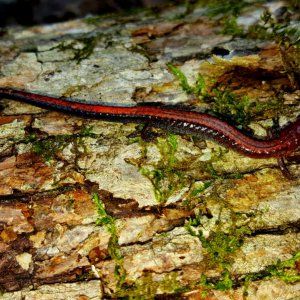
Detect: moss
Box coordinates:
(185, 212, 252, 294)
(201, 0, 299, 42)
(201, 0, 251, 18)
(248, 11, 300, 88)
(193, 73, 209, 99)
(172, 0, 199, 19)
(198, 269, 235, 298)
(182, 180, 212, 208)
(240, 8, 300, 88)
(212, 89, 281, 127)
(23, 133, 37, 143)
(168, 63, 209, 98)
(168, 62, 282, 128)
(92, 193, 126, 288)
(221, 16, 244, 37)
(190, 181, 212, 197)
(56, 36, 97, 63)
(139, 134, 189, 204)
(263, 251, 300, 283)
(167, 63, 194, 94)
(211, 88, 279, 127)
(93, 192, 115, 226)
(242, 251, 300, 296)
(29, 125, 97, 161)
(213, 90, 250, 126)
(185, 212, 300, 295)
(115, 271, 185, 299)
(84, 15, 107, 25)
(206, 163, 242, 180)
(185, 217, 250, 267)
(193, 0, 249, 40)
(199, 269, 233, 296)
(196, 1, 300, 89)
(31, 134, 72, 161)
(79, 125, 97, 138)
(251, 10, 299, 45)
(202, 146, 243, 179)
(109, 247, 300, 298)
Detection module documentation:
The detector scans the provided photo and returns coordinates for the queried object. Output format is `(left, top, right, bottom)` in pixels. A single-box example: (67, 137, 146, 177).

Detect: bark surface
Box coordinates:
(0, 1, 299, 299)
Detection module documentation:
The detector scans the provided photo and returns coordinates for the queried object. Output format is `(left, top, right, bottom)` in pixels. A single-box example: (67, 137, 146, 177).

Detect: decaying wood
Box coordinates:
(0, 1, 299, 299)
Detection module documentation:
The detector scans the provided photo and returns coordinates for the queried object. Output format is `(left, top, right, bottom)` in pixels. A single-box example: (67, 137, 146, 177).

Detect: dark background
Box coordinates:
(0, 0, 177, 27)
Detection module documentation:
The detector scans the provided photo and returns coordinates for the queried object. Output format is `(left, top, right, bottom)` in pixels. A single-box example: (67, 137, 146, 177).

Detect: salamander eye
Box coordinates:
(297, 126, 300, 134)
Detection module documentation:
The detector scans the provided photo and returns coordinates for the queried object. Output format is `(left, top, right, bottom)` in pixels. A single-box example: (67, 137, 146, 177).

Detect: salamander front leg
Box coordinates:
(276, 157, 295, 180)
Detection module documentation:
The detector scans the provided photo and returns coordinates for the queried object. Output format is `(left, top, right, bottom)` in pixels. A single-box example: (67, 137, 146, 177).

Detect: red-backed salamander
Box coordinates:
(0, 88, 299, 169)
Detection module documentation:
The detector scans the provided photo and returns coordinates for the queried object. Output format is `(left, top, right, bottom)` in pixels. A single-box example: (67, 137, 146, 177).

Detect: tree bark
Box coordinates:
(0, 1, 299, 299)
